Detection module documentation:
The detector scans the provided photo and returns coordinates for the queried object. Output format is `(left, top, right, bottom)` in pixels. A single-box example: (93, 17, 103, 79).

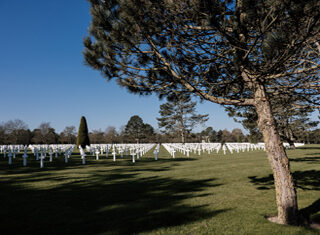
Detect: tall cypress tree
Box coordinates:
(76, 116, 90, 148)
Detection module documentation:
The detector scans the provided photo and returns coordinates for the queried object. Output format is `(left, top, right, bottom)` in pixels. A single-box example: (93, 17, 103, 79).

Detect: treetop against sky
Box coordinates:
(0, 0, 248, 133)
(0, 0, 319, 133)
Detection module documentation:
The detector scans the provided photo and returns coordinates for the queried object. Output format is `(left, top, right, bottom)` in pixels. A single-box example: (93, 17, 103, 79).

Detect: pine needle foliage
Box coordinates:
(157, 93, 208, 143)
(83, 0, 320, 106)
(124, 115, 154, 143)
(227, 95, 319, 146)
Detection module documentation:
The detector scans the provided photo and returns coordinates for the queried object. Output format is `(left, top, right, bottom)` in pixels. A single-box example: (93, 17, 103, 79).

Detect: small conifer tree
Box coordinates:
(157, 93, 208, 143)
(76, 116, 90, 148)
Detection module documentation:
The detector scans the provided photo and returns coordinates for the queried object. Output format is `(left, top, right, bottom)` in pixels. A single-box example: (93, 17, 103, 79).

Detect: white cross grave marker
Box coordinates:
(154, 148, 159, 160)
(22, 147, 28, 166)
(112, 149, 116, 162)
(95, 148, 100, 160)
(36, 149, 39, 161)
(8, 149, 12, 165)
(132, 151, 136, 163)
(80, 147, 86, 165)
(105, 148, 109, 158)
(49, 148, 53, 162)
(40, 152, 45, 168)
(222, 145, 226, 155)
(65, 152, 68, 163)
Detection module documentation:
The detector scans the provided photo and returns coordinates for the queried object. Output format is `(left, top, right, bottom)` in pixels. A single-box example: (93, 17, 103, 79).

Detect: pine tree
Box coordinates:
(124, 115, 154, 143)
(227, 95, 319, 147)
(273, 97, 319, 148)
(200, 127, 217, 142)
(157, 93, 208, 143)
(84, 0, 320, 225)
(76, 116, 90, 148)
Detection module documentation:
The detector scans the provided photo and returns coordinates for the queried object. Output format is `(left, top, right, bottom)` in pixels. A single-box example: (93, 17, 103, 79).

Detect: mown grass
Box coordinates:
(0, 145, 319, 235)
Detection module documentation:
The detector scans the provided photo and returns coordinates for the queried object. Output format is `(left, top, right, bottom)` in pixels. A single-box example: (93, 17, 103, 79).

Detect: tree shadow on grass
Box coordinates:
(0, 165, 227, 235)
(248, 170, 320, 225)
(299, 198, 320, 224)
(296, 146, 320, 150)
(311, 213, 320, 225)
(0, 154, 198, 174)
(0, 152, 196, 174)
(248, 170, 320, 191)
(289, 156, 320, 163)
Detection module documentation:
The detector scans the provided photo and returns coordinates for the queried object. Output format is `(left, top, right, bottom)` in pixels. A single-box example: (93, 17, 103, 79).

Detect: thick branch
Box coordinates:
(146, 36, 254, 106)
(267, 66, 320, 79)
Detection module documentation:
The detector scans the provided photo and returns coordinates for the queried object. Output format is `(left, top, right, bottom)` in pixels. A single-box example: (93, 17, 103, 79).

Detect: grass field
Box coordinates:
(0, 145, 319, 235)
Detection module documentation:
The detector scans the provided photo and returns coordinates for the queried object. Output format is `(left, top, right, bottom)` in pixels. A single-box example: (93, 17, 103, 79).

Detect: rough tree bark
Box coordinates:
(181, 131, 185, 143)
(288, 139, 296, 150)
(254, 84, 298, 225)
(288, 129, 296, 149)
(179, 122, 186, 143)
(178, 107, 186, 143)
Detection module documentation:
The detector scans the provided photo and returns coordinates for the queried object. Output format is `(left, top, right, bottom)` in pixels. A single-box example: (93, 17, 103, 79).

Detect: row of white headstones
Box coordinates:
(81, 143, 157, 164)
(0, 142, 304, 168)
(162, 142, 305, 158)
(0, 144, 75, 168)
(162, 143, 264, 158)
(0, 144, 157, 168)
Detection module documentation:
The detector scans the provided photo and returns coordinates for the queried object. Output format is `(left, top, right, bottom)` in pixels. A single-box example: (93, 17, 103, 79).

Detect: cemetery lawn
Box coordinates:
(0, 146, 319, 235)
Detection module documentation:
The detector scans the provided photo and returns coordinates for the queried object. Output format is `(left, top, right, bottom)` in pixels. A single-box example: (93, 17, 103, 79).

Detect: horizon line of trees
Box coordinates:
(1, 117, 319, 145)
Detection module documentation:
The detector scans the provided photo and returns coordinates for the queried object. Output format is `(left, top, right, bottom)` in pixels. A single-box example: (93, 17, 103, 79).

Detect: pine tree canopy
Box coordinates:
(84, 0, 320, 107)
(226, 93, 319, 144)
(157, 93, 208, 142)
(124, 115, 154, 142)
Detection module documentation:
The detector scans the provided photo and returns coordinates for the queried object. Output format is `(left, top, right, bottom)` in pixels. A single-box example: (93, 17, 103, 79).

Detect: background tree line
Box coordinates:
(0, 119, 76, 145)
(1, 117, 319, 145)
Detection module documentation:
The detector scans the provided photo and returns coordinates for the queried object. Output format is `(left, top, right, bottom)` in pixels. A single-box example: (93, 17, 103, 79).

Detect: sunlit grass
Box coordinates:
(0, 145, 319, 234)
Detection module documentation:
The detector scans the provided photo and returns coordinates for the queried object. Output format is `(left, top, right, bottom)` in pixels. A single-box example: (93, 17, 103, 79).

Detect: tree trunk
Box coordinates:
(254, 86, 298, 225)
(179, 117, 185, 143)
(181, 131, 185, 143)
(288, 139, 296, 149)
(287, 128, 296, 149)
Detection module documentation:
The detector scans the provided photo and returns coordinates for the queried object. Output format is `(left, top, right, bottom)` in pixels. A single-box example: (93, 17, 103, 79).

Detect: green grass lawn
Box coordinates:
(0, 145, 319, 235)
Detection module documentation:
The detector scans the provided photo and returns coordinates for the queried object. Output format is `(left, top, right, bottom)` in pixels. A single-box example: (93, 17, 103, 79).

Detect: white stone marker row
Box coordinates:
(1, 142, 304, 167)
(84, 144, 156, 163)
(0, 144, 75, 167)
(162, 142, 304, 156)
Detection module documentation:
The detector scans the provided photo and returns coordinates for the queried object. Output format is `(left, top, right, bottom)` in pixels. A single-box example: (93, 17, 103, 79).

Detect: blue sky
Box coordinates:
(0, 0, 295, 134)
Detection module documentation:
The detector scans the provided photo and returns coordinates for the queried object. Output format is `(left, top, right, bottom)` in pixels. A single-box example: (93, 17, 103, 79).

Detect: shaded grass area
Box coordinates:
(0, 145, 319, 234)
(248, 170, 320, 191)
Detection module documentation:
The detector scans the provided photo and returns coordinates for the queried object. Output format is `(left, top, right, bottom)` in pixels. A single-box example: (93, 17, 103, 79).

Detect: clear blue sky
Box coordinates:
(3, 0, 309, 134)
